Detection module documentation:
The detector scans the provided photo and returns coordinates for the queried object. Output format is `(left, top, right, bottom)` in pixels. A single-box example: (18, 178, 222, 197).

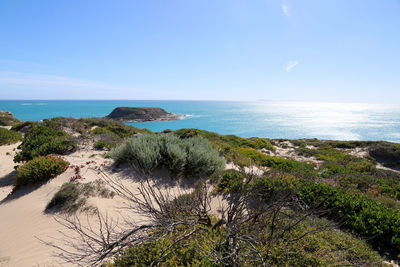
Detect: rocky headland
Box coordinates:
(105, 107, 182, 122)
(0, 110, 20, 126)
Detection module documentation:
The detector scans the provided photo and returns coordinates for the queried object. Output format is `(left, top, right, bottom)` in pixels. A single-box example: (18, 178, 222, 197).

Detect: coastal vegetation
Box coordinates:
(111, 216, 381, 266)
(14, 123, 76, 162)
(46, 180, 115, 213)
(93, 139, 115, 150)
(250, 175, 400, 257)
(15, 156, 69, 187)
(2, 114, 400, 265)
(174, 128, 276, 167)
(109, 133, 225, 177)
(0, 127, 22, 145)
(369, 142, 400, 168)
(0, 110, 21, 126)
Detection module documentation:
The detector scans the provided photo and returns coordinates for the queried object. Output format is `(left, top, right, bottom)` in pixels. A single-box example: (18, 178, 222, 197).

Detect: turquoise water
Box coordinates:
(1, 100, 400, 142)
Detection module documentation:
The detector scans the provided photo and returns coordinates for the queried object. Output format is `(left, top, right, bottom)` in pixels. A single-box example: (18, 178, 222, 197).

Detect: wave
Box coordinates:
(21, 103, 48, 106)
(182, 114, 207, 119)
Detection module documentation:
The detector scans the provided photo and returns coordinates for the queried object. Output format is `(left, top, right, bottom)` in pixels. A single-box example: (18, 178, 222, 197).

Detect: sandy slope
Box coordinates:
(1, 137, 399, 266)
(0, 147, 117, 266)
(0, 144, 225, 266)
(0, 142, 20, 201)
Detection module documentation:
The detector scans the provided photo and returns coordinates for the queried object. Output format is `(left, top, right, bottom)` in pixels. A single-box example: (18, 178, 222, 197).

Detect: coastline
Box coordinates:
(0, 116, 400, 265)
(1, 100, 400, 141)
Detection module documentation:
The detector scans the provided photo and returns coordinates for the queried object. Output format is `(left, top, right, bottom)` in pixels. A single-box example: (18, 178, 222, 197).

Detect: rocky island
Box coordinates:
(105, 107, 182, 122)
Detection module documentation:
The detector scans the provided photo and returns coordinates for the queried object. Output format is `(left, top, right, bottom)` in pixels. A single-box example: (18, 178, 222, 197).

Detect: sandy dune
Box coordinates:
(0, 144, 226, 266)
(0, 146, 119, 266)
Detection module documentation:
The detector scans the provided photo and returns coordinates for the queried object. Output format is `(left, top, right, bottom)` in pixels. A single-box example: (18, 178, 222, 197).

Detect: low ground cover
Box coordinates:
(14, 124, 76, 162)
(46, 180, 115, 213)
(0, 127, 22, 145)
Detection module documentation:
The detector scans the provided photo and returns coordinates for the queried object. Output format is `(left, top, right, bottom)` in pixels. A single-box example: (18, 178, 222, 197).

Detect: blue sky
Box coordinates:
(0, 0, 399, 102)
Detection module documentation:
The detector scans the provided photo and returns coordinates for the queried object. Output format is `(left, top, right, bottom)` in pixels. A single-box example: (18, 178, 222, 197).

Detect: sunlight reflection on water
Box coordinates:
(1, 100, 400, 141)
(248, 102, 400, 141)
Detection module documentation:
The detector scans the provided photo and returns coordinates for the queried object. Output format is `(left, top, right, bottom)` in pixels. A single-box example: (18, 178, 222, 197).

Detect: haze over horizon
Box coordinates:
(1, 0, 400, 103)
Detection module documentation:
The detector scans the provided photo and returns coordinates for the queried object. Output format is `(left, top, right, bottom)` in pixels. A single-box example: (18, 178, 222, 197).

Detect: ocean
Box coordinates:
(1, 100, 400, 142)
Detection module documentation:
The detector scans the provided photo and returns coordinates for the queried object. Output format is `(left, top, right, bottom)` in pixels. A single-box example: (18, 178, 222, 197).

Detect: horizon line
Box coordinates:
(0, 99, 399, 105)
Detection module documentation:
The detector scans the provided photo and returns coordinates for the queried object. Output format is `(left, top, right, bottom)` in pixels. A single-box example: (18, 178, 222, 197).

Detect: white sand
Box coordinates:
(1, 137, 399, 266)
(0, 146, 120, 266)
(0, 143, 226, 266)
(273, 142, 322, 169)
(0, 142, 20, 201)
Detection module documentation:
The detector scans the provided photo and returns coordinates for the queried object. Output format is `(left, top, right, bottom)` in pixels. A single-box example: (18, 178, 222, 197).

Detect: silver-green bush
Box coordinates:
(184, 136, 226, 177)
(159, 134, 187, 176)
(109, 133, 225, 177)
(109, 134, 161, 174)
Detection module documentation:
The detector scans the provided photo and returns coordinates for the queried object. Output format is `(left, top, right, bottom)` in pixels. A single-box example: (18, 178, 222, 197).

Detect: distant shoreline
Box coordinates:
(1, 100, 400, 142)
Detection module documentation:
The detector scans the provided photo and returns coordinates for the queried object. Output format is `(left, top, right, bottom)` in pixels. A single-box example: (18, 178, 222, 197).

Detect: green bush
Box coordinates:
(109, 134, 161, 174)
(109, 133, 225, 177)
(0, 112, 20, 126)
(174, 128, 276, 152)
(10, 121, 38, 132)
(238, 147, 315, 175)
(184, 136, 225, 177)
(296, 139, 371, 149)
(251, 177, 400, 257)
(173, 129, 279, 169)
(111, 188, 381, 266)
(46, 180, 114, 213)
(369, 142, 400, 168)
(264, 218, 382, 266)
(14, 124, 76, 162)
(0, 128, 22, 145)
(297, 147, 318, 157)
(93, 140, 115, 150)
(159, 134, 187, 175)
(111, 232, 214, 267)
(311, 146, 400, 202)
(46, 182, 81, 212)
(15, 156, 69, 187)
(216, 169, 245, 193)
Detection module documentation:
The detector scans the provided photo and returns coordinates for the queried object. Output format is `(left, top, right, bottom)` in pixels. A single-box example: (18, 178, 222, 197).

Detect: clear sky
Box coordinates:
(1, 0, 400, 102)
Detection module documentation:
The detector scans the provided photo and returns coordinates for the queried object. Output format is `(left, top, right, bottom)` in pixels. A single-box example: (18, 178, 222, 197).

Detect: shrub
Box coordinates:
(174, 128, 276, 152)
(159, 134, 187, 176)
(184, 136, 225, 177)
(216, 169, 245, 193)
(46, 180, 114, 213)
(369, 142, 400, 168)
(14, 124, 76, 162)
(10, 121, 37, 132)
(0, 111, 20, 126)
(15, 156, 69, 187)
(264, 218, 382, 266)
(238, 147, 315, 175)
(173, 129, 280, 168)
(109, 134, 161, 174)
(109, 133, 225, 177)
(93, 140, 115, 150)
(46, 182, 81, 212)
(0, 128, 22, 145)
(251, 177, 400, 257)
(252, 138, 276, 151)
(111, 190, 381, 266)
(112, 232, 213, 267)
(297, 147, 318, 157)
